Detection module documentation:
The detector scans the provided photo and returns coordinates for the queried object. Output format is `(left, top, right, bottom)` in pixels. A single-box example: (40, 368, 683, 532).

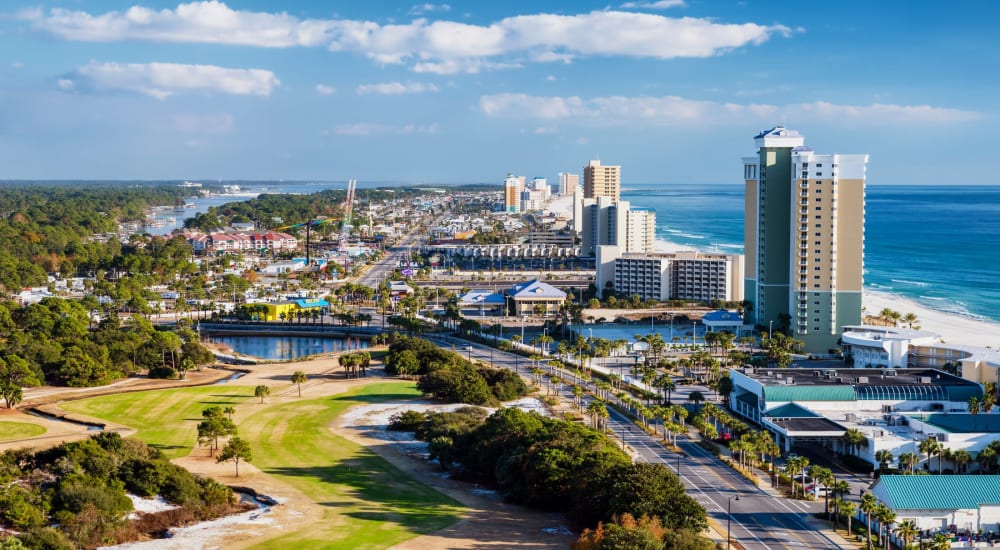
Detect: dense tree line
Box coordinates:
(0, 297, 213, 392)
(0, 432, 246, 549)
(0, 185, 189, 289)
(384, 337, 527, 406)
(392, 406, 708, 545)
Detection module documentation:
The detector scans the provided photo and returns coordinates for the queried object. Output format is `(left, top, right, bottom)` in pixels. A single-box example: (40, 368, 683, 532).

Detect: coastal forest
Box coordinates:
(0, 432, 247, 549)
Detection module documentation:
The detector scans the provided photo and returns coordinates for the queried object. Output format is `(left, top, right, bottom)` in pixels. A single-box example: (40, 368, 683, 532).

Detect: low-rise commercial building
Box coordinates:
(841, 325, 1000, 384)
(870, 475, 1000, 534)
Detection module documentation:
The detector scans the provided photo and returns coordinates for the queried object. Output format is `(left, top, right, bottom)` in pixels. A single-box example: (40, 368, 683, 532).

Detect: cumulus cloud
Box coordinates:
(621, 0, 685, 9)
(328, 122, 440, 136)
(23, 2, 792, 73)
(315, 83, 336, 95)
(409, 3, 451, 16)
(60, 61, 279, 99)
(355, 81, 439, 95)
(479, 93, 981, 125)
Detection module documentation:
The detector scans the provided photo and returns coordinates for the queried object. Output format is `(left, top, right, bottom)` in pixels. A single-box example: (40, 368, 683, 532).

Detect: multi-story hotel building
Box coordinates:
(559, 172, 579, 196)
(580, 198, 655, 256)
(583, 160, 620, 200)
(596, 246, 744, 302)
(743, 127, 868, 352)
(504, 173, 523, 213)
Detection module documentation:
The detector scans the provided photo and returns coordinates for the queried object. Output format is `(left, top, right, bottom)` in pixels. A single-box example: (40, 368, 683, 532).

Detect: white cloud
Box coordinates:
(546, 75, 557, 81)
(22, 2, 335, 47)
(355, 81, 439, 95)
(24, 3, 792, 74)
(61, 61, 279, 99)
(315, 83, 336, 95)
(479, 93, 981, 125)
(621, 0, 686, 9)
(409, 4, 451, 16)
(533, 126, 559, 134)
(328, 122, 440, 136)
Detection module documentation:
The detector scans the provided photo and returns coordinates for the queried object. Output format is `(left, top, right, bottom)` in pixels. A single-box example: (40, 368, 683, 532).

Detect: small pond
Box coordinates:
(205, 335, 369, 360)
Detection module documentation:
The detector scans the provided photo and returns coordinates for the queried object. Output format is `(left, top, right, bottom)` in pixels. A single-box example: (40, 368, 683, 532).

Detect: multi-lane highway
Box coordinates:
(441, 337, 850, 550)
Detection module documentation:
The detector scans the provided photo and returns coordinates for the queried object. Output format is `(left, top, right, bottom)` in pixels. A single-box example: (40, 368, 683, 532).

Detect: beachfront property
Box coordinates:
(579, 197, 655, 256)
(595, 245, 744, 302)
(583, 159, 621, 201)
(869, 475, 1000, 535)
(841, 325, 1000, 384)
(742, 126, 869, 353)
(558, 172, 579, 196)
(726, 366, 1000, 469)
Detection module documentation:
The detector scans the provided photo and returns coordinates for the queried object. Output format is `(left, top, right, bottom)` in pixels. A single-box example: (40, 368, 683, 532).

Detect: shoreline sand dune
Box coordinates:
(544, 195, 1000, 350)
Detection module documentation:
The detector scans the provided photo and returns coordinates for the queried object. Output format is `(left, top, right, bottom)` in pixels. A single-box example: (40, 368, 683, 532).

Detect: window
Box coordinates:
(815, 232, 822, 236)
(815, 206, 822, 210)
(816, 164, 822, 167)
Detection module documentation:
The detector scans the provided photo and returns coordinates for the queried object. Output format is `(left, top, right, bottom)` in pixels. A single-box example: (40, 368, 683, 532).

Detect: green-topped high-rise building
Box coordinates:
(743, 127, 869, 353)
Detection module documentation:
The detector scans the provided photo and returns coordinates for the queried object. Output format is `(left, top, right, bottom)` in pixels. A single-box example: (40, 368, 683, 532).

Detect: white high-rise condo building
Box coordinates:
(559, 172, 579, 196)
(743, 126, 868, 353)
(504, 173, 523, 213)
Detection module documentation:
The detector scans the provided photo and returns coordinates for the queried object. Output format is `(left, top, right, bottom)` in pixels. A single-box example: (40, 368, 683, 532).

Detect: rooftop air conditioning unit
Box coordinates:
(846, 413, 858, 422)
(787, 377, 795, 385)
(920, 377, 932, 384)
(858, 376, 869, 384)
(745, 368, 754, 374)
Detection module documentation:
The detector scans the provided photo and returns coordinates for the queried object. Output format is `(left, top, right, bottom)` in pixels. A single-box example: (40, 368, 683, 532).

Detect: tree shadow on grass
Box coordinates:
(263, 452, 461, 536)
(332, 391, 423, 404)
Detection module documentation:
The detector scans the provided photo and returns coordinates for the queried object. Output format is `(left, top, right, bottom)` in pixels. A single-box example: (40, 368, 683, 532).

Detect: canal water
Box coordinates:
(205, 335, 368, 360)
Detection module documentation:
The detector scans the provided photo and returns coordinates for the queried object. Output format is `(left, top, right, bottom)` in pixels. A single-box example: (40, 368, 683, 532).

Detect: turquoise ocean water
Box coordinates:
(621, 184, 1000, 324)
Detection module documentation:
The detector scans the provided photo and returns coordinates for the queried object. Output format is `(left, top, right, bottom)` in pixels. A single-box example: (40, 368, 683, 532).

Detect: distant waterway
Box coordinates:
(205, 335, 368, 360)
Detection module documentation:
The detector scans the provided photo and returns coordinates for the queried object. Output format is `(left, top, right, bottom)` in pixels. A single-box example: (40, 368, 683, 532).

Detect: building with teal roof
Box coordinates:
(870, 475, 1000, 533)
(729, 367, 985, 463)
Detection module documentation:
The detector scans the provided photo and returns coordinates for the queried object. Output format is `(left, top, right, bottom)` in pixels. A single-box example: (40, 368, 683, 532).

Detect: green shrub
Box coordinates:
(387, 410, 427, 431)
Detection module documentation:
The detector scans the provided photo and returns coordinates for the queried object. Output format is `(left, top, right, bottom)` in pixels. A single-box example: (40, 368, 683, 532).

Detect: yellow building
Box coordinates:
(261, 299, 330, 321)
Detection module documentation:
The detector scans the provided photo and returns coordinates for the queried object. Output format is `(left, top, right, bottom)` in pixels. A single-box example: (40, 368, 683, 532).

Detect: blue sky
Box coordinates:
(0, 1, 996, 184)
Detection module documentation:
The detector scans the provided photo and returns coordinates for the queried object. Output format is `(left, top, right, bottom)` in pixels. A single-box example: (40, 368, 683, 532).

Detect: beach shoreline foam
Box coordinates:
(544, 194, 1000, 350)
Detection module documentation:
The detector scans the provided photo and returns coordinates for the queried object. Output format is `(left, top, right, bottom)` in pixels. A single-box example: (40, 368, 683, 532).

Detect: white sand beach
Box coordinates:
(863, 290, 1000, 350)
(543, 194, 1000, 351)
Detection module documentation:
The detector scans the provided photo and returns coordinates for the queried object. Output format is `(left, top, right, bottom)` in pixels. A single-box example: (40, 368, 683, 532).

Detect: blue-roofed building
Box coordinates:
(870, 475, 1000, 533)
(458, 289, 507, 316)
(701, 309, 745, 335)
(505, 279, 567, 317)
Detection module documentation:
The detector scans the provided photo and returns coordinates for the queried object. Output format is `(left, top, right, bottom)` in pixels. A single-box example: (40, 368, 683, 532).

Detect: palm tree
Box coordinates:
(969, 396, 982, 431)
(875, 503, 896, 549)
(894, 519, 919, 550)
(786, 456, 809, 498)
(898, 451, 919, 474)
(837, 499, 856, 536)
(843, 428, 867, 457)
(953, 449, 971, 474)
(930, 532, 952, 550)
(291, 370, 307, 397)
(875, 449, 894, 470)
(254, 384, 271, 404)
(919, 437, 941, 472)
(832, 480, 852, 528)
(815, 467, 836, 517)
(860, 493, 878, 550)
(688, 390, 705, 410)
(223, 406, 235, 421)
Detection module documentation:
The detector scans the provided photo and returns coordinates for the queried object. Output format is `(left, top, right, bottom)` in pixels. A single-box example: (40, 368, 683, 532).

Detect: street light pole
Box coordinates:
(727, 494, 740, 550)
(769, 320, 773, 340)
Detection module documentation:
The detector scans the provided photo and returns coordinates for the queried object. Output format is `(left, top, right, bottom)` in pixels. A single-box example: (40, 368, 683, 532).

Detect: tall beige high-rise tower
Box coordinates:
(743, 127, 868, 352)
(583, 160, 620, 200)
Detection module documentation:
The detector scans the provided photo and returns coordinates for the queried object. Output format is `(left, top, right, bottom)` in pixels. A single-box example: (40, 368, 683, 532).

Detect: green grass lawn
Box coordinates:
(60, 381, 464, 549)
(243, 382, 464, 550)
(0, 421, 46, 442)
(62, 386, 252, 458)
